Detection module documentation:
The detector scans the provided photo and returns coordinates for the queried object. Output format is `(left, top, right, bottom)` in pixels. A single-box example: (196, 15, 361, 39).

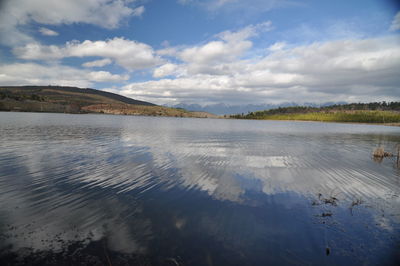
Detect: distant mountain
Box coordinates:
(0, 85, 216, 118)
(170, 102, 348, 115)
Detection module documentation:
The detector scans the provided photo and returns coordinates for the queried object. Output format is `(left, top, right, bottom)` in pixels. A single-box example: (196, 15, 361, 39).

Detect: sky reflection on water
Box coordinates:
(0, 112, 399, 265)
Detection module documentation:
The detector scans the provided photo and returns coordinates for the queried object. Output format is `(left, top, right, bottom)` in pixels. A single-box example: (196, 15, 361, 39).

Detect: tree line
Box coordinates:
(231, 102, 400, 119)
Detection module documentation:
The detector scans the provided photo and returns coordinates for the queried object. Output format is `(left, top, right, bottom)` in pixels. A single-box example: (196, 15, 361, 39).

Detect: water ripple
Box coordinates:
(0, 112, 399, 265)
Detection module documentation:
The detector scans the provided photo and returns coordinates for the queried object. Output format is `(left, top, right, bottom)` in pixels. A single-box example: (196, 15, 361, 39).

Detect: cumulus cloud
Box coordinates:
(0, 63, 128, 87)
(2, 12, 400, 106)
(82, 58, 113, 68)
(179, 40, 248, 65)
(12, 43, 65, 60)
(172, 21, 272, 75)
(120, 36, 400, 105)
(156, 46, 180, 57)
(182, 21, 271, 62)
(38, 27, 59, 36)
(156, 21, 273, 65)
(87, 71, 129, 82)
(153, 63, 180, 78)
(389, 11, 400, 31)
(13, 38, 162, 71)
(0, 0, 141, 45)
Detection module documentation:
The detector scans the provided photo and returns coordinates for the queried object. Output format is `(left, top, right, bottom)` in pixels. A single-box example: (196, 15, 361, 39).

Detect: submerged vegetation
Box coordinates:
(373, 147, 393, 158)
(230, 102, 400, 123)
(373, 145, 400, 167)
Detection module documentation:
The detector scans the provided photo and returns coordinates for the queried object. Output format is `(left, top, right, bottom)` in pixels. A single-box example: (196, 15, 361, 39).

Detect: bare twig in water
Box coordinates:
(165, 258, 180, 266)
(323, 197, 338, 206)
(311, 200, 319, 206)
(351, 198, 363, 208)
(103, 240, 113, 266)
(349, 198, 364, 215)
(312, 193, 339, 217)
(312, 192, 339, 206)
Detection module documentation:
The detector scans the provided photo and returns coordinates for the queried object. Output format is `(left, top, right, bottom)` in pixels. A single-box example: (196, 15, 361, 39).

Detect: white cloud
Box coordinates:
(88, 71, 129, 82)
(0, 0, 142, 45)
(153, 63, 180, 78)
(156, 47, 179, 57)
(13, 38, 162, 71)
(82, 58, 113, 68)
(156, 21, 273, 66)
(38, 27, 59, 36)
(2, 13, 399, 106)
(0, 63, 128, 87)
(13, 43, 64, 60)
(132, 6, 145, 17)
(183, 21, 272, 62)
(389, 11, 400, 31)
(180, 40, 249, 64)
(173, 21, 272, 75)
(268, 42, 286, 51)
(0, 63, 92, 87)
(217, 21, 273, 42)
(120, 36, 400, 105)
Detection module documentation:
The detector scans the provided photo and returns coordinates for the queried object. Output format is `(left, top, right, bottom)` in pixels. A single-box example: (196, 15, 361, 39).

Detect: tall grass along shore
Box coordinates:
(230, 102, 400, 124)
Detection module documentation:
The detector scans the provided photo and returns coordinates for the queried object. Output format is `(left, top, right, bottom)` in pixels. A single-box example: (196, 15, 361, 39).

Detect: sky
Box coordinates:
(0, 0, 399, 106)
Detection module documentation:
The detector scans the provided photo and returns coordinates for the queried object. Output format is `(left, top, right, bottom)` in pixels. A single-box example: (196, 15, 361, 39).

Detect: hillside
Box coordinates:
(230, 102, 400, 124)
(0, 86, 216, 118)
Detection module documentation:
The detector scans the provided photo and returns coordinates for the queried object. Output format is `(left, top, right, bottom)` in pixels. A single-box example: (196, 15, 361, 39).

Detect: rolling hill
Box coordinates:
(0, 86, 217, 118)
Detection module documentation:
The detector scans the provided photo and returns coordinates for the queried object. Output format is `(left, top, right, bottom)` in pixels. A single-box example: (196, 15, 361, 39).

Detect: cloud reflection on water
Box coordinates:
(0, 113, 399, 265)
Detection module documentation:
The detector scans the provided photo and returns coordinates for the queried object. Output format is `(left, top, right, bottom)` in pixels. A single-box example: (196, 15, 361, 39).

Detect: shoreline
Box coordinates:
(2, 110, 399, 126)
(0, 110, 218, 119)
(229, 117, 400, 127)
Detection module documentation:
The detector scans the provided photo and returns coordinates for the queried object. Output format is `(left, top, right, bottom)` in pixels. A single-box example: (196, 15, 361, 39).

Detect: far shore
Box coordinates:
(2, 110, 400, 127)
(231, 117, 400, 127)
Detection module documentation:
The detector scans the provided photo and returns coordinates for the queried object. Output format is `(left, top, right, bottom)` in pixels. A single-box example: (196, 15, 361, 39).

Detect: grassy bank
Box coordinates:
(81, 103, 218, 118)
(232, 110, 400, 123)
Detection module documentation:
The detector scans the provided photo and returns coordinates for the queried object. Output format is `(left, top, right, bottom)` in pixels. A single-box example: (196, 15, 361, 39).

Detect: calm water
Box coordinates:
(0, 112, 399, 265)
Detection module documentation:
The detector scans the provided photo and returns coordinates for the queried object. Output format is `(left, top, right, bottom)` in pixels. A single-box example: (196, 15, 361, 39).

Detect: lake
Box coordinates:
(0, 112, 399, 265)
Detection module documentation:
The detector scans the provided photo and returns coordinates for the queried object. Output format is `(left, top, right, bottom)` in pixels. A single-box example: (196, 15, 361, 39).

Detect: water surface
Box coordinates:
(0, 112, 399, 265)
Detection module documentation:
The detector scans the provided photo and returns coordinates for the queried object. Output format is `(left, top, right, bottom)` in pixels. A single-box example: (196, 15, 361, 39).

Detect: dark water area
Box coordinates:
(0, 112, 399, 265)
